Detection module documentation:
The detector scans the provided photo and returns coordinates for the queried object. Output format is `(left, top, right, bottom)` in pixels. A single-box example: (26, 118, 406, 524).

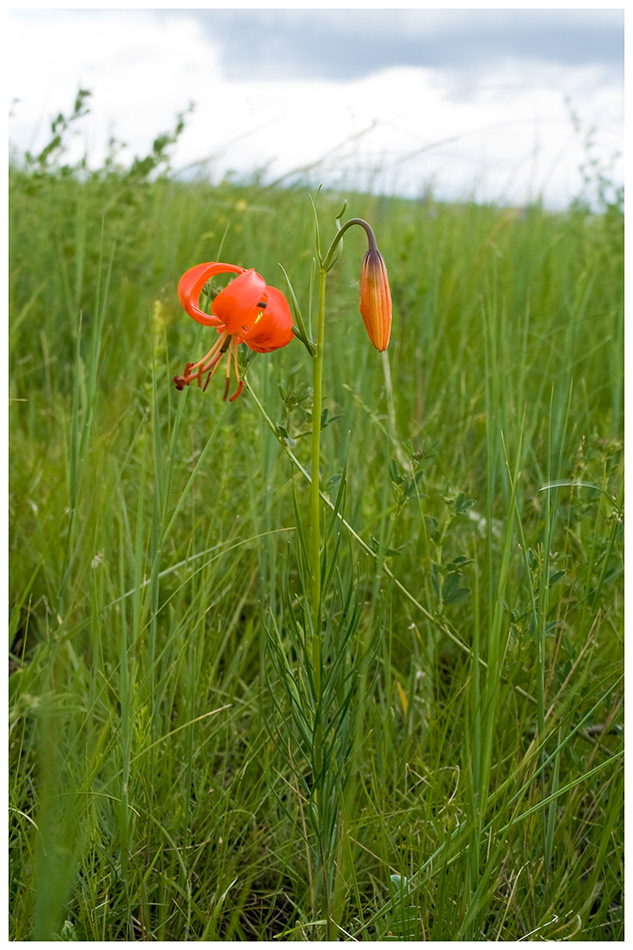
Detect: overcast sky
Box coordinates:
(8, 7, 624, 207)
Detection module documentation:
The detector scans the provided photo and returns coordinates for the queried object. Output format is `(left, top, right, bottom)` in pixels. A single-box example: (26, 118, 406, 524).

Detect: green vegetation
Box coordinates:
(9, 103, 623, 940)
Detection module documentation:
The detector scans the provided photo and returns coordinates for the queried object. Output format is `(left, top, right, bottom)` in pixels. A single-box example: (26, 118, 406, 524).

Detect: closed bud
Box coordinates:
(359, 246, 392, 351)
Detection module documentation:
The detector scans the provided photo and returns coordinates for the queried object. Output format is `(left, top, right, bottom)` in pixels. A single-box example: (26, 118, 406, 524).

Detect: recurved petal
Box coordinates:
(178, 262, 245, 326)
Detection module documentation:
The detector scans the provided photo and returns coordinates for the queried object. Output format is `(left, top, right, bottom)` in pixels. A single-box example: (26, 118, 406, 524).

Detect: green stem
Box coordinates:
(310, 267, 327, 640)
(311, 265, 331, 937)
(307, 218, 376, 636)
(322, 217, 376, 271)
(309, 216, 375, 635)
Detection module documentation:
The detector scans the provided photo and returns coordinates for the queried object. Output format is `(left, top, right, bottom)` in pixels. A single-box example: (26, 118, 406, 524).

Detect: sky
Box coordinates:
(7, 6, 625, 208)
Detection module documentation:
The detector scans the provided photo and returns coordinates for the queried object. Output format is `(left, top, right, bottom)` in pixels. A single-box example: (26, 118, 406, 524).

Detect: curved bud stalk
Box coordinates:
(321, 216, 393, 351)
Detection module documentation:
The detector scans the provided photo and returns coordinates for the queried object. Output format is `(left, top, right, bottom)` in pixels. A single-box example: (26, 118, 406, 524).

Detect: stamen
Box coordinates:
(233, 336, 241, 382)
(222, 339, 233, 401)
(183, 332, 231, 385)
(228, 336, 243, 401)
(174, 330, 245, 401)
(201, 350, 226, 387)
(199, 350, 224, 375)
(174, 361, 195, 390)
(188, 331, 228, 374)
(229, 380, 244, 402)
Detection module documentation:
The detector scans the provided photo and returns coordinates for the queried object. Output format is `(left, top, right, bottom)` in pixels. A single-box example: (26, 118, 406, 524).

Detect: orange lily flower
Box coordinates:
(174, 262, 294, 401)
(359, 246, 392, 352)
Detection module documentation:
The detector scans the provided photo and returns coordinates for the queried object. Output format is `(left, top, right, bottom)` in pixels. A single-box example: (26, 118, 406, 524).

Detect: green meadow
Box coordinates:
(9, 108, 623, 940)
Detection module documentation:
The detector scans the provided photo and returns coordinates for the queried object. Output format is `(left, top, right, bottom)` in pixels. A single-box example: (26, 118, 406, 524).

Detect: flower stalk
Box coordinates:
(309, 267, 327, 638)
(308, 214, 391, 623)
(304, 212, 391, 939)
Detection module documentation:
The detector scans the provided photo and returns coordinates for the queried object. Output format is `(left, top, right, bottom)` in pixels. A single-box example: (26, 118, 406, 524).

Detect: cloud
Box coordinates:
(8, 8, 624, 208)
(179, 9, 624, 87)
(9, 10, 219, 162)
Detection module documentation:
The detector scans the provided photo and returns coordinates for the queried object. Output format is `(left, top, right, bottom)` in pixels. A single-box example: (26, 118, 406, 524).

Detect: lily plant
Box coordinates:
(173, 199, 392, 939)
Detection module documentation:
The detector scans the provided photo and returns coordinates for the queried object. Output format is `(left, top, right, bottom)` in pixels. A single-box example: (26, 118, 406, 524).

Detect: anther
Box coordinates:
(174, 360, 195, 391)
(229, 380, 244, 402)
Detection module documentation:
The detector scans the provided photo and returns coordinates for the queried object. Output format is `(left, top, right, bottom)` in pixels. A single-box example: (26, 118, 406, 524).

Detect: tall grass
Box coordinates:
(9, 111, 623, 939)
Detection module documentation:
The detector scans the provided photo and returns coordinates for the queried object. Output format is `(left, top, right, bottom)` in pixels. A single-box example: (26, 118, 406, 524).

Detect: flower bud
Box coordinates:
(359, 247, 392, 351)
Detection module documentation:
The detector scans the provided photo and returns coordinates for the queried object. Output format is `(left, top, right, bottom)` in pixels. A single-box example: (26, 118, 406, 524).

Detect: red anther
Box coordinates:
(223, 376, 231, 401)
(202, 371, 213, 392)
(174, 375, 186, 390)
(229, 380, 244, 403)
